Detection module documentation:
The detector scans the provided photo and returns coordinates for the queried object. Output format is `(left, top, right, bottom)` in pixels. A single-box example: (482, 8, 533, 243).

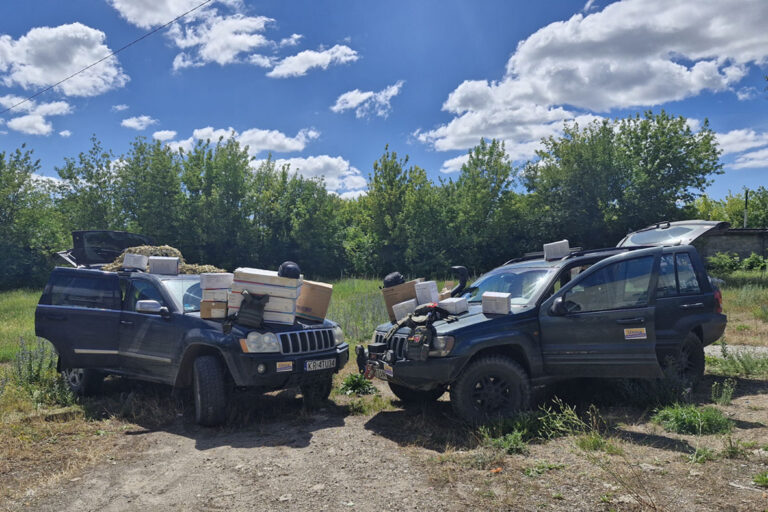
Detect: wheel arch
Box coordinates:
(174, 344, 229, 388)
(460, 343, 532, 379)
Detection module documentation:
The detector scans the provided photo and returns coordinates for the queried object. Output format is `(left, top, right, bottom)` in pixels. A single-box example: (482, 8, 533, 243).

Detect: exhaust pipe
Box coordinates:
(450, 266, 469, 297)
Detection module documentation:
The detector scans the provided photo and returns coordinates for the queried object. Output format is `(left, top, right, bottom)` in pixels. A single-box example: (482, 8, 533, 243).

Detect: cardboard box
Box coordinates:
(200, 272, 233, 290)
(123, 253, 148, 270)
(415, 281, 439, 305)
(233, 267, 302, 288)
(296, 280, 333, 321)
(148, 256, 180, 275)
(227, 292, 296, 314)
(439, 281, 455, 300)
(202, 289, 229, 302)
(200, 301, 227, 319)
(482, 292, 511, 315)
(382, 278, 423, 322)
(393, 298, 418, 321)
(439, 297, 468, 314)
(263, 311, 296, 325)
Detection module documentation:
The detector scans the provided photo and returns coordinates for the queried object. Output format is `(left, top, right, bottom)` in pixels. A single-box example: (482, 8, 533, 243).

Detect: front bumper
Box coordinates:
(356, 345, 464, 391)
(226, 343, 349, 389)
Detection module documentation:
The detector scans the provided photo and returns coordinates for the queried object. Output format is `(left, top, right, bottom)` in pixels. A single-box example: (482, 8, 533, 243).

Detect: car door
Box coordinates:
(539, 248, 664, 378)
(119, 278, 181, 381)
(36, 269, 121, 369)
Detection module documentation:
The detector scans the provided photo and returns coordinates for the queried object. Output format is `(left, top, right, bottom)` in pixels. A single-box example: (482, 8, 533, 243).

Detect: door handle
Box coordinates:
(679, 303, 704, 310)
(616, 317, 645, 325)
(45, 314, 66, 321)
(120, 320, 134, 326)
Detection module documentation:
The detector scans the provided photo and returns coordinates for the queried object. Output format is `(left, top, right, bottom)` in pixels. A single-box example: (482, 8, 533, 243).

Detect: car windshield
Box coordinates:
(162, 276, 202, 313)
(463, 268, 554, 305)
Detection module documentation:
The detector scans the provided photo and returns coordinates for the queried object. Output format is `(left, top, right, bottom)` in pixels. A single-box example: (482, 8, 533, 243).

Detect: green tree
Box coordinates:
(693, 187, 768, 228)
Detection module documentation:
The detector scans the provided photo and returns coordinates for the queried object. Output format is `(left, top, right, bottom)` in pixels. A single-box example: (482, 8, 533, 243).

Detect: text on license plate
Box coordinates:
(374, 363, 394, 380)
(305, 359, 336, 371)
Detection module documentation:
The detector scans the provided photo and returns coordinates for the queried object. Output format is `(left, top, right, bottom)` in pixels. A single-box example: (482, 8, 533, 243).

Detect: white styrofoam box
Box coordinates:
(263, 311, 296, 325)
(543, 239, 570, 261)
(227, 291, 296, 313)
(148, 256, 180, 275)
(200, 272, 233, 290)
(123, 253, 148, 270)
(230, 282, 302, 300)
(482, 291, 511, 315)
(415, 280, 439, 305)
(393, 298, 418, 321)
(233, 267, 302, 289)
(202, 289, 229, 302)
(439, 297, 468, 315)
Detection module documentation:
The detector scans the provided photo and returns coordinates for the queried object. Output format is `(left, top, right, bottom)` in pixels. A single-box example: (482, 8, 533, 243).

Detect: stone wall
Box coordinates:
(694, 229, 768, 261)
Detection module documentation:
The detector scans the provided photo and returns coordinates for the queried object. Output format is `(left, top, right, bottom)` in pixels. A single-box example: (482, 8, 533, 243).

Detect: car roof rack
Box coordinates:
(503, 247, 583, 265)
(561, 245, 656, 261)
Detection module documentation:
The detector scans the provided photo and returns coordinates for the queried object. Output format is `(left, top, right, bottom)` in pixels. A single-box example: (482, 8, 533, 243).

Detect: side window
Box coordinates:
(50, 274, 120, 309)
(563, 256, 654, 313)
(656, 254, 677, 297)
(676, 253, 701, 294)
(125, 281, 166, 312)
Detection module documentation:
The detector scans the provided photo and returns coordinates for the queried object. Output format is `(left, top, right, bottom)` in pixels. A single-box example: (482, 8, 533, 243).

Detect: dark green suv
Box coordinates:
(359, 221, 728, 423)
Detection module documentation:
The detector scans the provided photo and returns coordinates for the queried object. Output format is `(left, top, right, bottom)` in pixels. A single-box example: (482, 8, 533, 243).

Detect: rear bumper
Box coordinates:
(225, 344, 349, 389)
(702, 314, 727, 346)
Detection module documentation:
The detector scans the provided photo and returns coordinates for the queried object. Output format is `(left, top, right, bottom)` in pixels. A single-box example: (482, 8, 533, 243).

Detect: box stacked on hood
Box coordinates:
(200, 272, 233, 319)
(229, 268, 302, 324)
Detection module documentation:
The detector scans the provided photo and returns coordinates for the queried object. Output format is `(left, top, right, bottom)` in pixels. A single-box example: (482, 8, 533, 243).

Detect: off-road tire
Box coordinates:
(61, 368, 103, 396)
(450, 356, 530, 424)
(193, 356, 227, 426)
(675, 332, 706, 388)
(301, 373, 333, 409)
(388, 382, 445, 404)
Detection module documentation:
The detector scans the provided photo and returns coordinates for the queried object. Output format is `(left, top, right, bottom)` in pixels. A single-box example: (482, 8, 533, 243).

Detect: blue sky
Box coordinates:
(0, 0, 766, 199)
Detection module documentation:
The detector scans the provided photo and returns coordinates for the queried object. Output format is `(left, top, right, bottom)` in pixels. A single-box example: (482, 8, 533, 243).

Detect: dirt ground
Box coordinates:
(3, 368, 768, 512)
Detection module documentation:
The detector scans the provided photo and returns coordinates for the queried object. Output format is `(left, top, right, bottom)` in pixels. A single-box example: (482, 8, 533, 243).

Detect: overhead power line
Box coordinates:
(0, 0, 214, 116)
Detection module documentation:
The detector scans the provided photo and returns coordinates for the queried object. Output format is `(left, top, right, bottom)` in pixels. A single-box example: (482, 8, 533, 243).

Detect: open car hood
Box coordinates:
(617, 220, 730, 248)
(58, 230, 152, 267)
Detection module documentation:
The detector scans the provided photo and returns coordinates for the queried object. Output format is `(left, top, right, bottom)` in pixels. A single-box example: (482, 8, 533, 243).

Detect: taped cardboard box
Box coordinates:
(296, 280, 333, 322)
(148, 256, 180, 275)
(202, 289, 229, 302)
(228, 292, 296, 314)
(382, 278, 423, 322)
(439, 297, 468, 314)
(200, 272, 233, 290)
(482, 291, 511, 315)
(393, 298, 418, 321)
(201, 301, 227, 319)
(123, 253, 148, 270)
(415, 281, 439, 305)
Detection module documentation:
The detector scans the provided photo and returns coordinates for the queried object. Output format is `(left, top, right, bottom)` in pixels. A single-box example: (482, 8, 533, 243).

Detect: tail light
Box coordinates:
(714, 289, 723, 314)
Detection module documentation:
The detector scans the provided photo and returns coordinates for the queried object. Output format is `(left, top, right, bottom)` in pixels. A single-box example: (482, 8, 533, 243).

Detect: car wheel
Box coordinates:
(675, 332, 705, 387)
(193, 356, 227, 427)
(450, 356, 530, 424)
(388, 382, 445, 404)
(61, 368, 103, 396)
(301, 374, 333, 409)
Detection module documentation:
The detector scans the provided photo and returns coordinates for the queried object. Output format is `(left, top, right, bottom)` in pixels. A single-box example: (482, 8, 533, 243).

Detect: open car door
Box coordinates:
(617, 220, 729, 248)
(57, 230, 152, 268)
(539, 247, 664, 378)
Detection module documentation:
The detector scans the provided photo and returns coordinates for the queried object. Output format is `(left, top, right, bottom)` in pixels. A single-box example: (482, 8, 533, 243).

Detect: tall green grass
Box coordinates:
(326, 278, 388, 345)
(0, 289, 40, 363)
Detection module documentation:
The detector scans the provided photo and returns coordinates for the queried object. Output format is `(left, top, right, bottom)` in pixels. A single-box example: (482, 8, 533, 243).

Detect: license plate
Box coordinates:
(374, 363, 393, 380)
(304, 359, 336, 371)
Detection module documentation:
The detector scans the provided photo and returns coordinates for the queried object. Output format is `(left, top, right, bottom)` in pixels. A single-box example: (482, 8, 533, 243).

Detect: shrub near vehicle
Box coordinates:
(359, 221, 728, 423)
(35, 235, 348, 426)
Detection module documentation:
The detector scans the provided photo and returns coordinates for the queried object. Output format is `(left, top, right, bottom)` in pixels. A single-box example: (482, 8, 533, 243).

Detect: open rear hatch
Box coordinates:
(57, 230, 152, 267)
(617, 220, 730, 248)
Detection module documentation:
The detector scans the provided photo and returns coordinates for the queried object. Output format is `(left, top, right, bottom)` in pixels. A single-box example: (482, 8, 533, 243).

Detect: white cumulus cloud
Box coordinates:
(259, 155, 367, 194)
(121, 115, 158, 130)
(166, 125, 320, 156)
(267, 45, 358, 78)
(0, 95, 73, 135)
(331, 80, 404, 119)
(108, 0, 218, 29)
(417, 0, 768, 163)
(111, 104, 129, 112)
(0, 23, 128, 97)
(717, 129, 768, 156)
(153, 130, 177, 141)
(732, 147, 768, 169)
(59, 130, 71, 137)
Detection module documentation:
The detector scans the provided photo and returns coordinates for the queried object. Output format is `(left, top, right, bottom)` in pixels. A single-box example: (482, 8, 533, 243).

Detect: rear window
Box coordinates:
(676, 253, 701, 294)
(655, 252, 701, 297)
(625, 226, 693, 246)
(49, 273, 120, 309)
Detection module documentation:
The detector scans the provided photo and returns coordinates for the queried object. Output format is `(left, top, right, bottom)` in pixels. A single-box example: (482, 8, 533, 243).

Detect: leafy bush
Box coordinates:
(339, 373, 377, 396)
(574, 432, 623, 454)
(706, 351, 768, 378)
(688, 446, 717, 464)
(652, 404, 732, 435)
(711, 378, 736, 405)
(754, 471, 768, 488)
(479, 428, 528, 455)
(707, 252, 741, 274)
(740, 252, 768, 271)
(3, 337, 74, 409)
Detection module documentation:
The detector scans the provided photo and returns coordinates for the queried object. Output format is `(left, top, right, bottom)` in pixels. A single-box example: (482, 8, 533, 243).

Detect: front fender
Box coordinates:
(451, 327, 543, 380)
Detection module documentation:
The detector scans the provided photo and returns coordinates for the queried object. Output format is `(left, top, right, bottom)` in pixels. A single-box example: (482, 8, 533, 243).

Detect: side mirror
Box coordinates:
(136, 300, 163, 315)
(550, 297, 567, 316)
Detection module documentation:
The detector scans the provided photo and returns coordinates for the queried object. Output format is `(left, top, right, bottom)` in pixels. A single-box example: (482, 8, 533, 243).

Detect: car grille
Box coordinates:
(278, 329, 335, 355)
(374, 331, 409, 360)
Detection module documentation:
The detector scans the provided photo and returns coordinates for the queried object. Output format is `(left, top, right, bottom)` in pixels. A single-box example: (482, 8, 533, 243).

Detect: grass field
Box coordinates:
(0, 289, 40, 363)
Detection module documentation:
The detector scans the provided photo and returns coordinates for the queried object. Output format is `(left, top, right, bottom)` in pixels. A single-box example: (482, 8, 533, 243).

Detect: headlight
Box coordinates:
(332, 325, 345, 346)
(240, 332, 280, 353)
(429, 335, 455, 357)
